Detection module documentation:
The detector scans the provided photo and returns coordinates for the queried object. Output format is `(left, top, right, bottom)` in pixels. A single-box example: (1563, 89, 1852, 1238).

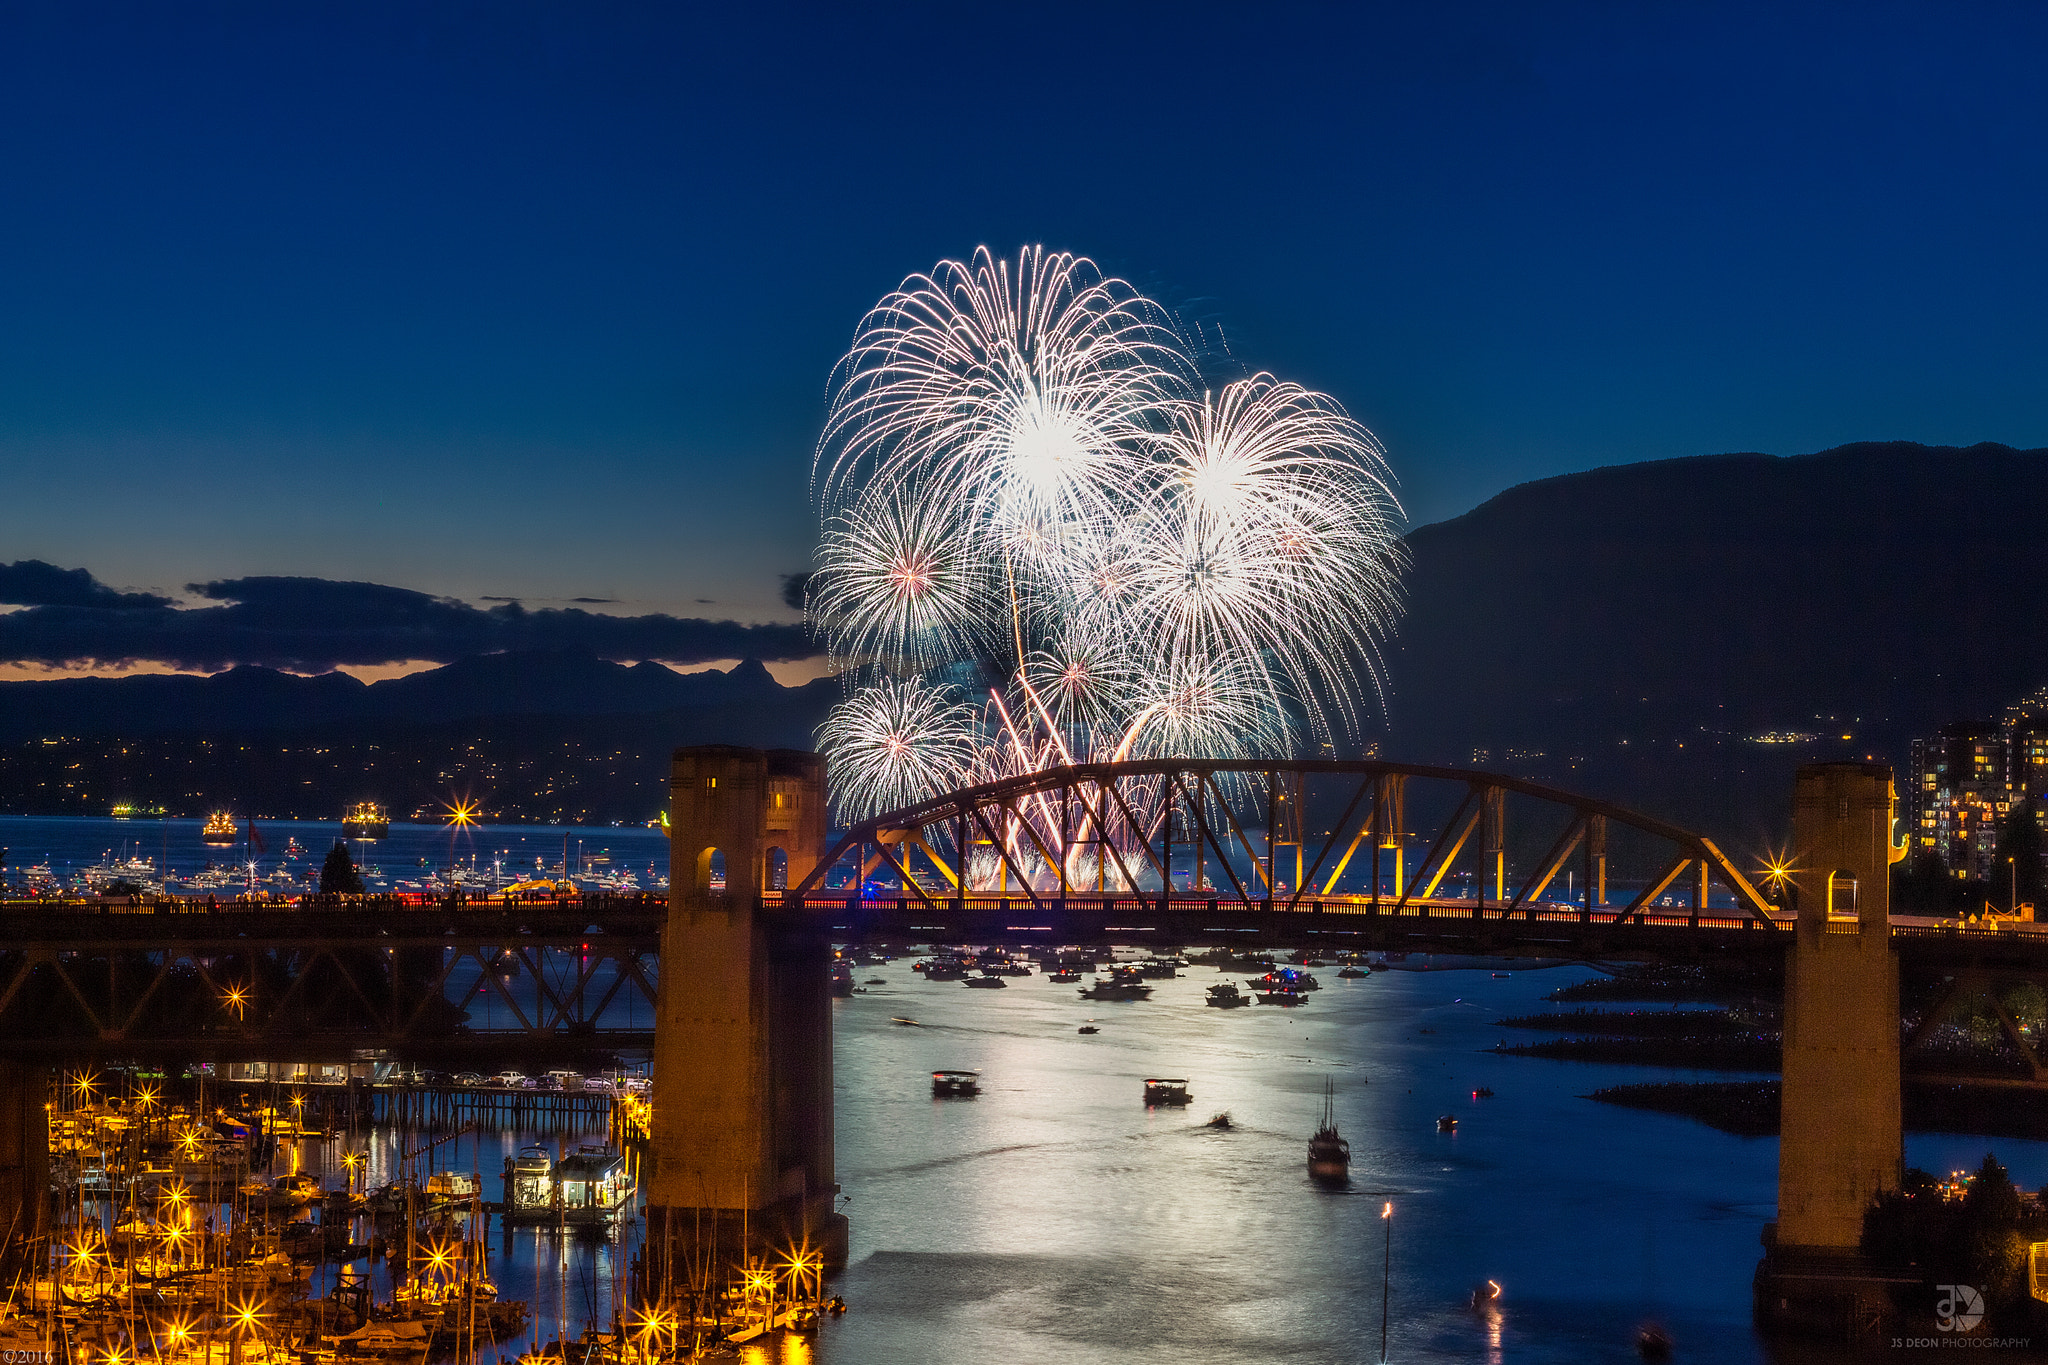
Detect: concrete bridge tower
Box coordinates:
(1757, 761, 1908, 1333)
(645, 746, 846, 1296)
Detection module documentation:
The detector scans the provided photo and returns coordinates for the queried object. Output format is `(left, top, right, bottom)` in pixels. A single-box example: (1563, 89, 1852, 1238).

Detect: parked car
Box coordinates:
(492, 1070, 525, 1089)
(583, 1076, 614, 1094)
(453, 1072, 485, 1087)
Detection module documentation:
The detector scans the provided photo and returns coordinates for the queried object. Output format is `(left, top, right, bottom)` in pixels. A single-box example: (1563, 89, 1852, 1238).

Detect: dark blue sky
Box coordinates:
(3, 2, 2045, 654)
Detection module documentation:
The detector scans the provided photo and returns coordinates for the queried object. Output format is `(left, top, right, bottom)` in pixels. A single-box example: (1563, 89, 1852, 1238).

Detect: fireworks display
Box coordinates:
(811, 246, 1406, 831)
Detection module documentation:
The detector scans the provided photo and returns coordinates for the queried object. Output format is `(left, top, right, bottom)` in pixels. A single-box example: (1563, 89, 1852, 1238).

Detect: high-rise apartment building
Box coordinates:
(1910, 720, 2008, 881)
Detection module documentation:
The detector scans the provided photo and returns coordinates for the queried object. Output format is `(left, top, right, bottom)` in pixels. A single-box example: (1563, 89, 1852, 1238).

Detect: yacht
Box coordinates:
(202, 812, 238, 846)
(931, 1070, 980, 1098)
(1143, 1078, 1193, 1107)
(341, 802, 389, 840)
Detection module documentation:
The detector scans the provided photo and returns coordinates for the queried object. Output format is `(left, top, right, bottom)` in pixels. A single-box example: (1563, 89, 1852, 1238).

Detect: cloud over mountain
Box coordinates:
(0, 567, 814, 672)
(0, 560, 174, 610)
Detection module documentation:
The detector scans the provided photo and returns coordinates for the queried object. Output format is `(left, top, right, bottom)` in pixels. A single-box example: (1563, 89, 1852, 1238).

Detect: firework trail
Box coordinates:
(810, 245, 1405, 868)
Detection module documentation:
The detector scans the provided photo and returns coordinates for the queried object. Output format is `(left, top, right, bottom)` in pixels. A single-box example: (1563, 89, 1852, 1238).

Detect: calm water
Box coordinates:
(819, 963, 2048, 1364)
(0, 814, 669, 889)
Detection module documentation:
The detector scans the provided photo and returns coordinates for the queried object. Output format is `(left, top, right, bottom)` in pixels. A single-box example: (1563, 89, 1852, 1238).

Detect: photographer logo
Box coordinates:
(1936, 1284, 1985, 1332)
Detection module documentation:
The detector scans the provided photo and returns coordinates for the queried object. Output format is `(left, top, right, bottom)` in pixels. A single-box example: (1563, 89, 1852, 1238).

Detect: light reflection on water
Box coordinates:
(277, 1127, 640, 1354)
(815, 962, 2048, 1364)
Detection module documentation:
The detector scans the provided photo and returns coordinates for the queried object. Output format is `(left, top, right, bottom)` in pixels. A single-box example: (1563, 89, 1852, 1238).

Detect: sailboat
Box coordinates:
(1308, 1079, 1350, 1185)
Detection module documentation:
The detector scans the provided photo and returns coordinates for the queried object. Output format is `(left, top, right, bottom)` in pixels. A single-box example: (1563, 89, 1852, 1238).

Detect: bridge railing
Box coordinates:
(778, 891, 1788, 934)
(0, 891, 669, 916)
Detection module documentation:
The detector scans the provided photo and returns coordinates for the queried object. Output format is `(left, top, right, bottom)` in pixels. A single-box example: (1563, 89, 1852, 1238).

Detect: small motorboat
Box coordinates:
(964, 975, 1007, 989)
(1491, 972, 1511, 979)
(1256, 988, 1306, 1007)
(1636, 1322, 1673, 1360)
(1472, 1087, 1495, 1099)
(1143, 1078, 1193, 1107)
(1206, 982, 1252, 1009)
(931, 1070, 981, 1098)
(1337, 965, 1369, 979)
(1077, 1025, 1099, 1034)
(865, 977, 887, 984)
(1205, 1112, 1232, 1130)
(890, 1016, 920, 1027)
(1437, 1114, 1458, 1133)
(1049, 968, 1082, 982)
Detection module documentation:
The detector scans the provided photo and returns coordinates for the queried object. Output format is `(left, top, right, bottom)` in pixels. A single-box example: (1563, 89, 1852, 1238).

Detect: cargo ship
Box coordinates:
(341, 801, 389, 840)
(201, 812, 238, 846)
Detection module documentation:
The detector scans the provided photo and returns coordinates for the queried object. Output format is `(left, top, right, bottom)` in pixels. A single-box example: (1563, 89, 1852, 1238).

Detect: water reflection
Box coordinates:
(818, 961, 2048, 1364)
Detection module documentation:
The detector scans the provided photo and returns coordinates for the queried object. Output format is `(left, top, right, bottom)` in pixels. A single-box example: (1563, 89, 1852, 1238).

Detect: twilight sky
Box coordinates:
(3, 2, 2046, 670)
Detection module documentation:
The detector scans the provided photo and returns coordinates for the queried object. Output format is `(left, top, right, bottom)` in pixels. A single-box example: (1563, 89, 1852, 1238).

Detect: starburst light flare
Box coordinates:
(811, 245, 1406, 845)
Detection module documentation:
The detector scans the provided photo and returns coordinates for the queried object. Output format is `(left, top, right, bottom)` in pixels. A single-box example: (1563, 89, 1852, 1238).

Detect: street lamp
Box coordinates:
(1380, 1200, 1393, 1363)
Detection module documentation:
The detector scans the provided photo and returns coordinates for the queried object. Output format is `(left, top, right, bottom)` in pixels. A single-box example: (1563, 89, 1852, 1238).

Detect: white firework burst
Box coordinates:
(810, 489, 997, 675)
(811, 246, 1406, 871)
(817, 678, 980, 821)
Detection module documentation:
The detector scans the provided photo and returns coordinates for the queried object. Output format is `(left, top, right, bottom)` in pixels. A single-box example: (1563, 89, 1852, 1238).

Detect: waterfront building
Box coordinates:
(1910, 721, 2008, 881)
(2004, 687, 2048, 822)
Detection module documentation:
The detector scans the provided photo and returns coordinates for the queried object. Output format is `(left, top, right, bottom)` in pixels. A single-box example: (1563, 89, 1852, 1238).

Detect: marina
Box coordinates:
(12, 1066, 840, 1365)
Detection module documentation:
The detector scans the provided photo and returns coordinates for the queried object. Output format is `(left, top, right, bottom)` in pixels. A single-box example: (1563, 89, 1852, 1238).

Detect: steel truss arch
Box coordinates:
(794, 759, 1780, 926)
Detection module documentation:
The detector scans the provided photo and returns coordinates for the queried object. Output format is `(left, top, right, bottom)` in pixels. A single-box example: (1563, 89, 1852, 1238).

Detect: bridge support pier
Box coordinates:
(1756, 763, 1909, 1341)
(644, 747, 846, 1304)
(0, 1063, 47, 1283)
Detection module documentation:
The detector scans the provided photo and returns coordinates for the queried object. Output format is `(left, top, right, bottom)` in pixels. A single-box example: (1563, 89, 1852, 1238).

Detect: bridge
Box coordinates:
(3, 746, 2047, 1338)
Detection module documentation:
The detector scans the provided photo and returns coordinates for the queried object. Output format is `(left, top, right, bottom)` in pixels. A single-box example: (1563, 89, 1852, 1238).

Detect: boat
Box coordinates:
(931, 1070, 980, 1098)
(831, 963, 855, 997)
(1205, 982, 1251, 1009)
(890, 1016, 920, 1027)
(1206, 1112, 1232, 1130)
(1079, 966, 1153, 1001)
(1256, 988, 1306, 1006)
(1337, 965, 1370, 979)
(501, 1143, 634, 1225)
(341, 802, 389, 840)
(109, 802, 165, 819)
(1077, 1025, 1098, 1034)
(1437, 1114, 1458, 1133)
(1048, 968, 1082, 982)
(964, 974, 1007, 989)
(1472, 1087, 1495, 1098)
(201, 812, 237, 846)
(1308, 1080, 1349, 1185)
(336, 1319, 432, 1358)
(425, 1170, 479, 1204)
(1250, 968, 1320, 993)
(1143, 1078, 1193, 1107)
(1492, 971, 1512, 978)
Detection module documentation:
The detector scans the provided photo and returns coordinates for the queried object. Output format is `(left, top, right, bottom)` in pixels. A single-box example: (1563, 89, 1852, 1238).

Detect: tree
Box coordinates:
(319, 841, 364, 895)
(1991, 806, 2046, 916)
(1893, 846, 1959, 915)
